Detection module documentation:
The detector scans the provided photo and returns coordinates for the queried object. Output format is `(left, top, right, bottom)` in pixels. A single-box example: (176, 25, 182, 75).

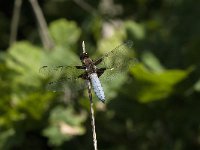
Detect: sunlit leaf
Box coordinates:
(130, 64, 190, 102)
(49, 19, 81, 47)
(125, 21, 145, 40)
(43, 106, 86, 146)
(194, 79, 200, 92)
(141, 51, 165, 72)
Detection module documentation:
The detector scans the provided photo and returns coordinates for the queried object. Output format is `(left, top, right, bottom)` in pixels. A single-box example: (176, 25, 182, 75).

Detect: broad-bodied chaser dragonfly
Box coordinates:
(40, 40, 136, 103)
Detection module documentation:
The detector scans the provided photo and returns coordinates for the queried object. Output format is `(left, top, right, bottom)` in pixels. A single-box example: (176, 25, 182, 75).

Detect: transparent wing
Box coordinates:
(95, 40, 138, 82)
(39, 65, 83, 77)
(45, 76, 86, 92)
(39, 65, 86, 92)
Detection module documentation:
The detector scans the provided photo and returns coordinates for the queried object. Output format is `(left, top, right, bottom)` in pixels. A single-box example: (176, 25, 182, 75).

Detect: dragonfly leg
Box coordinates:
(76, 66, 86, 69)
(97, 68, 106, 77)
(94, 58, 103, 65)
(78, 72, 89, 80)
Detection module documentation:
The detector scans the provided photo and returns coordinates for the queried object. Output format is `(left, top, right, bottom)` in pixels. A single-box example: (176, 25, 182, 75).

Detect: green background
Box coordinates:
(0, 0, 200, 149)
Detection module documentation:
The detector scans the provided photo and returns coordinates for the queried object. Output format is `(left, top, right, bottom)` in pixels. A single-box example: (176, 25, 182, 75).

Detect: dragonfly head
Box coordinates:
(80, 52, 89, 60)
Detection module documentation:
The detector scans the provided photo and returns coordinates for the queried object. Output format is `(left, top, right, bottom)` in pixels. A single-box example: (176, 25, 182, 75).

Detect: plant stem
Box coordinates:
(87, 81, 98, 150)
(29, 0, 54, 50)
(72, 0, 95, 13)
(10, 0, 23, 46)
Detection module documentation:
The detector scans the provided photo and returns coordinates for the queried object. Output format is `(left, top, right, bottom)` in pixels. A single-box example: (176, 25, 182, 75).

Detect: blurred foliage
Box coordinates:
(0, 0, 200, 150)
(130, 63, 191, 103)
(43, 106, 86, 146)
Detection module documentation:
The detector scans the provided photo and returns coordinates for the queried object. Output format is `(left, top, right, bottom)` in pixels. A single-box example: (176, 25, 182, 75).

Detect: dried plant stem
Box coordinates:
(10, 0, 23, 46)
(73, 0, 95, 13)
(87, 81, 98, 150)
(29, 0, 54, 50)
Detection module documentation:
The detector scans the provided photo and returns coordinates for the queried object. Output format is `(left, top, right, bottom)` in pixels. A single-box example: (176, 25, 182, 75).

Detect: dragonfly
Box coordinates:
(39, 40, 136, 103)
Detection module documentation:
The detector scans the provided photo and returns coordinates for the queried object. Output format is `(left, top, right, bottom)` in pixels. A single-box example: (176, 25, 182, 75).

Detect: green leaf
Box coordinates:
(6, 42, 43, 87)
(130, 64, 190, 103)
(1, 42, 56, 125)
(40, 45, 80, 66)
(141, 51, 165, 72)
(125, 21, 145, 40)
(49, 19, 81, 47)
(43, 106, 86, 146)
(194, 79, 200, 92)
(7, 42, 42, 74)
(18, 92, 54, 120)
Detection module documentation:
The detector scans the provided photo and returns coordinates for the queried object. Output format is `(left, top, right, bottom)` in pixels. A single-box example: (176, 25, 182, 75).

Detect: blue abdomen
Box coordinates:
(89, 73, 105, 102)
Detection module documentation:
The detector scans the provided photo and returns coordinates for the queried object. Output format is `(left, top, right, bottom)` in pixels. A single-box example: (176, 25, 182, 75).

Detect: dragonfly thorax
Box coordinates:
(83, 58, 97, 74)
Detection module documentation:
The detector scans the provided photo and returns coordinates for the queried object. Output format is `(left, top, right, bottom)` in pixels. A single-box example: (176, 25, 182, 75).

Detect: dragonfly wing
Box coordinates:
(46, 77, 86, 92)
(39, 65, 86, 92)
(95, 40, 137, 81)
(39, 65, 83, 78)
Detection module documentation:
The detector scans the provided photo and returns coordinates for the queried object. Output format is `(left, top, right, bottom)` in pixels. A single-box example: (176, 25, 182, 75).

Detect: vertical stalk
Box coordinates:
(87, 81, 98, 150)
(29, 0, 54, 50)
(10, 0, 23, 46)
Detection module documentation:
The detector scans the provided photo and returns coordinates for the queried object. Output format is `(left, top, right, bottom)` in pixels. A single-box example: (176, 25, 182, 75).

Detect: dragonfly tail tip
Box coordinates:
(101, 99, 105, 103)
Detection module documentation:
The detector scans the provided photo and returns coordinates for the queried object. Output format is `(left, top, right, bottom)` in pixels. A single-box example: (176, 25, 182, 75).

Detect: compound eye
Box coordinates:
(85, 52, 88, 57)
(80, 52, 89, 60)
(83, 53, 89, 58)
